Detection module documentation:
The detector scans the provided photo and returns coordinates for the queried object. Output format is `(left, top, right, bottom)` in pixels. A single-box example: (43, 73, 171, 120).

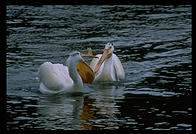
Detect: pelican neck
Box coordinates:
(68, 62, 83, 90)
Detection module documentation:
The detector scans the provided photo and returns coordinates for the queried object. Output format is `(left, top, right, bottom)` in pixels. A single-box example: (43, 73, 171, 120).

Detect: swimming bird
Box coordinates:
(90, 43, 125, 81)
(38, 51, 95, 94)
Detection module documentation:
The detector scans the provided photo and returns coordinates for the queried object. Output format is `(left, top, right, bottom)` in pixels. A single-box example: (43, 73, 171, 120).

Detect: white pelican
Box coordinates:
(38, 51, 95, 94)
(90, 43, 125, 81)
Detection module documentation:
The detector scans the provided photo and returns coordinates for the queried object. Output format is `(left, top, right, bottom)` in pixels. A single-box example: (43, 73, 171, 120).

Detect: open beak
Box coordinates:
(80, 48, 98, 58)
(80, 54, 98, 58)
(77, 61, 95, 83)
(94, 47, 112, 73)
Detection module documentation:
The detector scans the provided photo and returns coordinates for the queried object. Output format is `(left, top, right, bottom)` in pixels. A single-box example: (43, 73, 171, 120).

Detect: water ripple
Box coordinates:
(7, 5, 192, 130)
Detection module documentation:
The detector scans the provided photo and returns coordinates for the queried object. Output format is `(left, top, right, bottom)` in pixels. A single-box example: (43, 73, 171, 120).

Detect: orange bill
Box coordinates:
(94, 48, 111, 73)
(80, 54, 98, 58)
(77, 61, 95, 83)
(80, 48, 98, 58)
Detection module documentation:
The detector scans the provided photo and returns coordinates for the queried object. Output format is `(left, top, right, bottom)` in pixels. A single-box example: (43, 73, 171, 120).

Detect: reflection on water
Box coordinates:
(7, 5, 192, 130)
(37, 94, 84, 130)
(80, 84, 125, 130)
(7, 84, 192, 130)
(7, 94, 84, 130)
(7, 84, 125, 130)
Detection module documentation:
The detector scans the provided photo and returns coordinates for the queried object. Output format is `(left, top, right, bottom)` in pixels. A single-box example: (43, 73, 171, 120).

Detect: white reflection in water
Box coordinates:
(35, 82, 126, 130)
(37, 94, 84, 130)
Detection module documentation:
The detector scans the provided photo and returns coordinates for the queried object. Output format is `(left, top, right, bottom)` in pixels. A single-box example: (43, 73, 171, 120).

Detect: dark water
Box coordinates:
(6, 5, 192, 130)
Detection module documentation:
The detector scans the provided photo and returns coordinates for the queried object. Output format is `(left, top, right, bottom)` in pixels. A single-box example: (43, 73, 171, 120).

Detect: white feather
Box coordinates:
(38, 52, 84, 94)
(90, 53, 125, 82)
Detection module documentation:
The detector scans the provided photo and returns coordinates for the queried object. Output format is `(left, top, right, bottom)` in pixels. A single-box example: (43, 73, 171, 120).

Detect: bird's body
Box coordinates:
(38, 62, 82, 94)
(90, 43, 125, 82)
(38, 51, 94, 94)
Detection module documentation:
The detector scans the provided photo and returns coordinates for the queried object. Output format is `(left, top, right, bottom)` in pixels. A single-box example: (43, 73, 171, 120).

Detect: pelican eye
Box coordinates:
(107, 42, 113, 46)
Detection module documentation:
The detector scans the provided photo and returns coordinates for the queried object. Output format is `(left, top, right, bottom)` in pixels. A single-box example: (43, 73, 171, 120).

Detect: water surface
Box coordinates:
(7, 5, 192, 130)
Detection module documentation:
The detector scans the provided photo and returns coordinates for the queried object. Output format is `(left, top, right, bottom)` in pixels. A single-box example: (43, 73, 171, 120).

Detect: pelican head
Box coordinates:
(66, 51, 84, 67)
(67, 51, 95, 84)
(94, 43, 114, 73)
(104, 42, 114, 54)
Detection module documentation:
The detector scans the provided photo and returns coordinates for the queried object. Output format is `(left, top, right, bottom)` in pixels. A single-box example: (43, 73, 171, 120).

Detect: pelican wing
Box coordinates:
(38, 62, 73, 91)
(113, 54, 125, 80)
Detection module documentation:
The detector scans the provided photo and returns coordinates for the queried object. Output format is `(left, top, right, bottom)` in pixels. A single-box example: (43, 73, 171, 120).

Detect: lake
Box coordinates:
(6, 5, 192, 130)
